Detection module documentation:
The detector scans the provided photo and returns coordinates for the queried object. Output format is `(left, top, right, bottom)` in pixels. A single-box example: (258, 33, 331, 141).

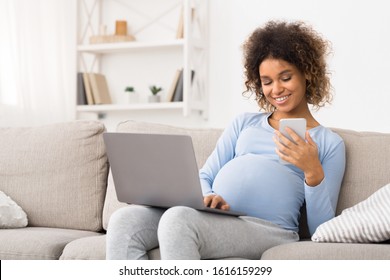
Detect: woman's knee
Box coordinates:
(109, 206, 140, 225)
(108, 205, 162, 232)
(160, 206, 196, 223)
(157, 206, 198, 236)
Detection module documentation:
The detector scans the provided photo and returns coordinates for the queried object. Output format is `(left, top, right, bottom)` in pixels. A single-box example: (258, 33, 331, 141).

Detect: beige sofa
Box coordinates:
(0, 119, 389, 260)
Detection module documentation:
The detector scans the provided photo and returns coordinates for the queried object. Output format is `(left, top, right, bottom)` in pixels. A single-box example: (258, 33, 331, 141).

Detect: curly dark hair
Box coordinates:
(243, 20, 332, 111)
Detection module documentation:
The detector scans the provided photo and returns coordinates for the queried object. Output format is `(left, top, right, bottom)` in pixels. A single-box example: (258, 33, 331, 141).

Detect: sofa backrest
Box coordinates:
(332, 128, 390, 211)
(0, 121, 109, 232)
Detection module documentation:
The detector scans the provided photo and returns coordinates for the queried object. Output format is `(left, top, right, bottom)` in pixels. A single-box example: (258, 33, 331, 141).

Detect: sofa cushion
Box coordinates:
(261, 240, 390, 260)
(102, 170, 127, 230)
(0, 191, 28, 229)
(332, 129, 390, 214)
(102, 120, 223, 230)
(60, 235, 106, 260)
(60, 234, 161, 260)
(0, 121, 109, 231)
(312, 183, 390, 243)
(0, 227, 102, 260)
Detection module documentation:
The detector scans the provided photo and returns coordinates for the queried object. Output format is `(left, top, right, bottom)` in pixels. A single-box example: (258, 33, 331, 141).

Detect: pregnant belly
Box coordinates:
(212, 154, 304, 220)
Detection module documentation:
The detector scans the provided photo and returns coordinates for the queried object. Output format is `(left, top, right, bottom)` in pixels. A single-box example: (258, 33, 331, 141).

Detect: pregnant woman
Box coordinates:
(106, 20, 346, 260)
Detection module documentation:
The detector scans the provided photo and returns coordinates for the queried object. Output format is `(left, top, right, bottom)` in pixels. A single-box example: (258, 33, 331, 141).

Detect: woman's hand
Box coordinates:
(274, 128, 324, 186)
(204, 194, 230, 211)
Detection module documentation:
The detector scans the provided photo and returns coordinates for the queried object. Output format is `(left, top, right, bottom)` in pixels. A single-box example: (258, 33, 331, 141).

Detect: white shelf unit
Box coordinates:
(76, 0, 209, 119)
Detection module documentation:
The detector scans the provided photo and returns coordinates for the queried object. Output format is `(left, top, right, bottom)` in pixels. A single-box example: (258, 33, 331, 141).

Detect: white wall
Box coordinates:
(2, 0, 388, 132)
(208, 0, 390, 132)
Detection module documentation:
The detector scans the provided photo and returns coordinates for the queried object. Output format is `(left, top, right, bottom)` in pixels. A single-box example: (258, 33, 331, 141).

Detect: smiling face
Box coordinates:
(259, 58, 308, 116)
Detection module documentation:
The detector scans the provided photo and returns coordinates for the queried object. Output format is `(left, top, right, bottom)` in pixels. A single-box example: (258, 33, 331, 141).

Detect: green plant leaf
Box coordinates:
(149, 85, 163, 95)
(125, 86, 135, 92)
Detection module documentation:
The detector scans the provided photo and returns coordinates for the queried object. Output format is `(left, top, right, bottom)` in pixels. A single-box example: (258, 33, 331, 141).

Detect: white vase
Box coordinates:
(148, 95, 160, 103)
(128, 93, 139, 103)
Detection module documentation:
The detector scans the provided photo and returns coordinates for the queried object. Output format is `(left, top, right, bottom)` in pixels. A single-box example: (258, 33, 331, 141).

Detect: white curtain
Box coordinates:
(0, 0, 76, 127)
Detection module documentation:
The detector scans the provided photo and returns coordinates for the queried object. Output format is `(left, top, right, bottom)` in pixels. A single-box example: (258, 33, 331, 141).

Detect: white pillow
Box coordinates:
(0, 191, 28, 229)
(312, 183, 390, 243)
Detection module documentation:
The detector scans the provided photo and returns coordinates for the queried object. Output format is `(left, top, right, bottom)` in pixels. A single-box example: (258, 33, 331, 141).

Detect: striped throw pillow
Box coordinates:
(312, 183, 390, 243)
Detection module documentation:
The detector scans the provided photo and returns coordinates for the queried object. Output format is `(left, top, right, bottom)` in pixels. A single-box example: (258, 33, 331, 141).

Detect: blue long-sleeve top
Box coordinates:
(199, 112, 346, 235)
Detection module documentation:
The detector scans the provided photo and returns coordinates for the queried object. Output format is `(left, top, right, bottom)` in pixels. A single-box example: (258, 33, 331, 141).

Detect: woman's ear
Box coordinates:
(305, 75, 312, 89)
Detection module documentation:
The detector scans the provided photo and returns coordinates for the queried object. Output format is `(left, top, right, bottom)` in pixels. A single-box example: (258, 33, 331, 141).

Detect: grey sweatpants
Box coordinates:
(106, 205, 299, 260)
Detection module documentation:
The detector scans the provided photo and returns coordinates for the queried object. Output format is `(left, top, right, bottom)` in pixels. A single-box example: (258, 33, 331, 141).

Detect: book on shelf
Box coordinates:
(166, 69, 182, 102)
(170, 69, 195, 102)
(82, 72, 95, 105)
(88, 73, 112, 105)
(172, 69, 184, 102)
(176, 7, 184, 39)
(77, 72, 87, 105)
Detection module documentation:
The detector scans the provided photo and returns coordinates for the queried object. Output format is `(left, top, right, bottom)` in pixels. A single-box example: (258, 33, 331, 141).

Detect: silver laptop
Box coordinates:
(103, 132, 245, 216)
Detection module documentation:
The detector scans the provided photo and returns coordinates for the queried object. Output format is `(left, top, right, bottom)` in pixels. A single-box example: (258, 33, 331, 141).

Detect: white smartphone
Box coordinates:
(279, 118, 307, 143)
(278, 118, 307, 163)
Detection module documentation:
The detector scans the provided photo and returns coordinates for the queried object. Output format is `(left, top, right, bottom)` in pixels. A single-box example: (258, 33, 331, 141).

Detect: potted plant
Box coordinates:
(125, 86, 139, 103)
(148, 85, 163, 103)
